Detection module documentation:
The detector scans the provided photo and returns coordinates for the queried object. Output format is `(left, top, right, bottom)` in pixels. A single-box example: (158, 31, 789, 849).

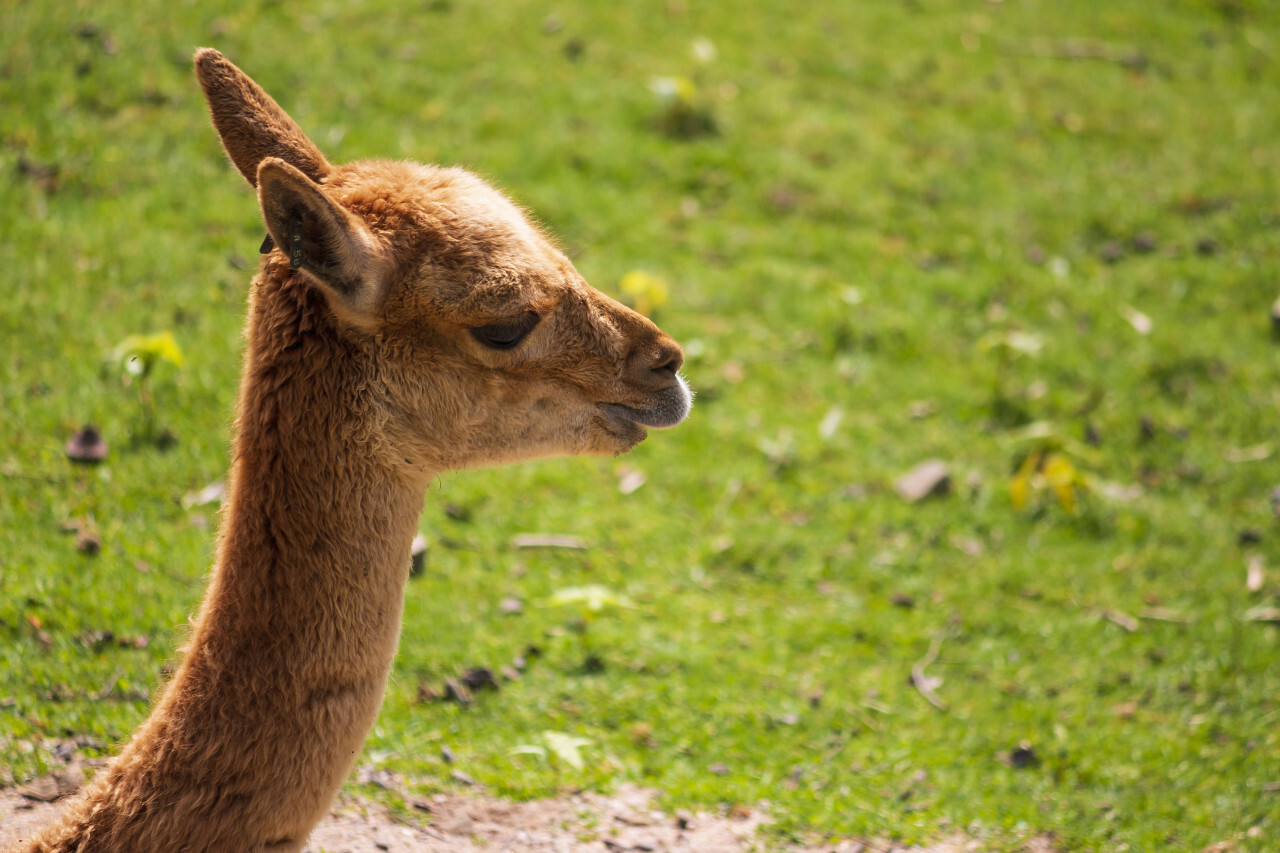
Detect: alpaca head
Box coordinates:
(195, 49, 690, 473)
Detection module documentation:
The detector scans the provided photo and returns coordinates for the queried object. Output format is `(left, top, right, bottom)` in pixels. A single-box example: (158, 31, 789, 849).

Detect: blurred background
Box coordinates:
(2, 1, 1279, 850)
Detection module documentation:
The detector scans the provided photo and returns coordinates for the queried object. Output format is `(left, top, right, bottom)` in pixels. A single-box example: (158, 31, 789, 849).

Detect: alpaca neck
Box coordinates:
(24, 275, 431, 853)
(169, 274, 430, 839)
(199, 276, 427, 690)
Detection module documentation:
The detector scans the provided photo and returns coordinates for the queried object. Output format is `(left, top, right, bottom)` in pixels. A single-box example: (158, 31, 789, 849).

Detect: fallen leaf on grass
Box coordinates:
(907, 400, 937, 419)
(629, 722, 656, 749)
(950, 535, 984, 556)
(410, 535, 429, 577)
(181, 480, 225, 508)
(913, 672, 943, 694)
(1094, 481, 1143, 503)
(1121, 306, 1153, 335)
(1113, 701, 1139, 719)
(542, 731, 592, 770)
(26, 614, 53, 651)
(459, 666, 499, 693)
(75, 528, 101, 555)
(450, 769, 479, 787)
(432, 502, 467, 525)
(420, 659, 525, 704)
(545, 585, 635, 612)
(616, 466, 646, 495)
(17, 764, 83, 802)
(895, 460, 950, 502)
(1225, 444, 1272, 463)
(16, 155, 60, 192)
(978, 330, 1043, 357)
(1247, 556, 1265, 593)
(54, 737, 101, 761)
(1004, 741, 1039, 769)
(65, 426, 107, 463)
(80, 631, 147, 650)
(1041, 452, 1080, 514)
(443, 678, 472, 705)
(356, 765, 399, 791)
(819, 407, 843, 438)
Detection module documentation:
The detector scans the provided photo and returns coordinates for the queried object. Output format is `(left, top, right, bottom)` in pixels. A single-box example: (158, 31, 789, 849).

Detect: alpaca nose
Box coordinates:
(629, 333, 684, 386)
(650, 336, 684, 378)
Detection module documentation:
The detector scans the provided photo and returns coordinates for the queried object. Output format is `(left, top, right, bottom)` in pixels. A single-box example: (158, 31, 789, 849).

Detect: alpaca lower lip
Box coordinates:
(602, 404, 672, 428)
(601, 378, 692, 429)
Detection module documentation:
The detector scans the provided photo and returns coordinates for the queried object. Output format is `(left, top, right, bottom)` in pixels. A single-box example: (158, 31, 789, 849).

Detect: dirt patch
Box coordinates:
(1, 785, 1056, 853)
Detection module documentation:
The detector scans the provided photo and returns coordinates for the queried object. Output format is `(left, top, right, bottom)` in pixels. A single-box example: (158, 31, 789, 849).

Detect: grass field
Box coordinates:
(2, 1, 1279, 850)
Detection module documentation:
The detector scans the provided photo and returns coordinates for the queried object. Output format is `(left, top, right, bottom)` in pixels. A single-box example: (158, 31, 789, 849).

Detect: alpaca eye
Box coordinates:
(470, 311, 541, 350)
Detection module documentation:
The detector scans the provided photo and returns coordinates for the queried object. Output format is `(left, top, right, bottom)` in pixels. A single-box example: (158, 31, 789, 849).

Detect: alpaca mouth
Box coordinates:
(600, 376, 693, 430)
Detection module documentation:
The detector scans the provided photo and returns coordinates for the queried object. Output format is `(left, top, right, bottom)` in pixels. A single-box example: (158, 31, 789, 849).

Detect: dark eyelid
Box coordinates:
(469, 310, 541, 350)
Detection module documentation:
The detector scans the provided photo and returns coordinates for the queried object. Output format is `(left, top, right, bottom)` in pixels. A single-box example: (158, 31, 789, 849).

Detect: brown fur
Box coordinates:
(9, 49, 690, 853)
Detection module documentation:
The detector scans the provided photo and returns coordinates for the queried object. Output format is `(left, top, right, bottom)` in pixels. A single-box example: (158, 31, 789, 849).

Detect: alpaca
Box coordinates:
(9, 49, 691, 853)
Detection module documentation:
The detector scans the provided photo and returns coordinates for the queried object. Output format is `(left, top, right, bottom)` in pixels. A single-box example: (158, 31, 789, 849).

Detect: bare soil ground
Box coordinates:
(1, 784, 1056, 853)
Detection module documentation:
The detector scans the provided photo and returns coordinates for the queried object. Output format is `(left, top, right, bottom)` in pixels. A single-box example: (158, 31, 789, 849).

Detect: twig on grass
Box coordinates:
(712, 477, 743, 518)
(1246, 607, 1280, 623)
(911, 625, 950, 712)
(1102, 609, 1139, 632)
(93, 668, 127, 701)
(510, 534, 588, 549)
(846, 705, 883, 733)
(1139, 607, 1192, 624)
(1004, 38, 1150, 71)
(0, 463, 64, 485)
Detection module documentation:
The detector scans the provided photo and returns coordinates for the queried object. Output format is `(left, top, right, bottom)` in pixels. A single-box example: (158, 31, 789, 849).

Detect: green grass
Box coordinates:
(3, 1, 1280, 850)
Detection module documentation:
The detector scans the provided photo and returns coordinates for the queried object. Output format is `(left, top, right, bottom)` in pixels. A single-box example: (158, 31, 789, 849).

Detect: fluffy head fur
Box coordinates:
(9, 49, 689, 853)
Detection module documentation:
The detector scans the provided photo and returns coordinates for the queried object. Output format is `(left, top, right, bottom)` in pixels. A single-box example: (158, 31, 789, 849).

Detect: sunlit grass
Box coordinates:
(3, 1, 1279, 850)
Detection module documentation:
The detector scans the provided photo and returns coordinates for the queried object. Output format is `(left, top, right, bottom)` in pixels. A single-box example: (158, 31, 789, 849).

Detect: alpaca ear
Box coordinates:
(194, 48, 331, 187)
(257, 159, 389, 317)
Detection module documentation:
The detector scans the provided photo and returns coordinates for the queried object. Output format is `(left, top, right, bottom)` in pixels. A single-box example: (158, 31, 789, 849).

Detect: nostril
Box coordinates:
(650, 343, 684, 377)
